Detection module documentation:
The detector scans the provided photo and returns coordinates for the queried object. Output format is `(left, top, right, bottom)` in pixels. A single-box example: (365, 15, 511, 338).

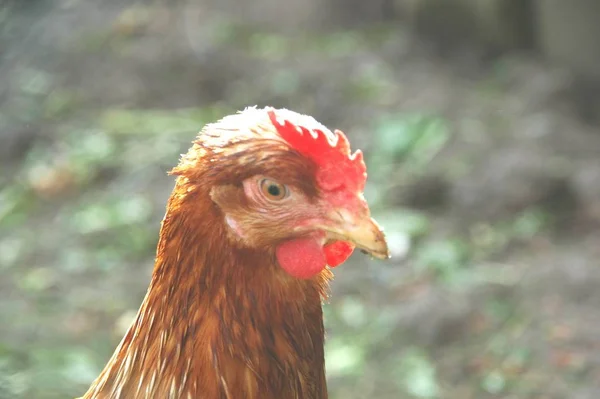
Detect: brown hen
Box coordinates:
(81, 107, 388, 399)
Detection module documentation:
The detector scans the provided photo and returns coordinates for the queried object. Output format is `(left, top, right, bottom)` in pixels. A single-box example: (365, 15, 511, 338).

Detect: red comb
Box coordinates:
(268, 109, 367, 193)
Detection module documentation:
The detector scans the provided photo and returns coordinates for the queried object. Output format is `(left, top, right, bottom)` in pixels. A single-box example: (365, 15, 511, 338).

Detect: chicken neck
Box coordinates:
(82, 187, 330, 399)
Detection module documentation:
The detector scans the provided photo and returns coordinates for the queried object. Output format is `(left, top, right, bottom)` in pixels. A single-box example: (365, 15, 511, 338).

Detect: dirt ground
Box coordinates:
(1, 1, 600, 398)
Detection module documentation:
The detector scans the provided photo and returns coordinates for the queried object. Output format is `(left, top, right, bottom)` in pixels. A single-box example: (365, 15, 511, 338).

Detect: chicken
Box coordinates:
(81, 106, 389, 399)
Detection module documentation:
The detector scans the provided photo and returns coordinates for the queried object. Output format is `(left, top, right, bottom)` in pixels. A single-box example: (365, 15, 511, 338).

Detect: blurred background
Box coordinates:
(2, 0, 600, 398)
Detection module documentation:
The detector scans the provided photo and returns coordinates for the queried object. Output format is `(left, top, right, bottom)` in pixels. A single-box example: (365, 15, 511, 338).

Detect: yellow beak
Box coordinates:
(325, 209, 390, 259)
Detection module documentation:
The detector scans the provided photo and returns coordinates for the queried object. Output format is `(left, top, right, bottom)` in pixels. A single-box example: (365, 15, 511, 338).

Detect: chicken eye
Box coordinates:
(259, 179, 289, 201)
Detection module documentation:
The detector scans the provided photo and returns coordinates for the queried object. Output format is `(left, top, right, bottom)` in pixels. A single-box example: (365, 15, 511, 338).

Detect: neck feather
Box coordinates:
(82, 182, 331, 399)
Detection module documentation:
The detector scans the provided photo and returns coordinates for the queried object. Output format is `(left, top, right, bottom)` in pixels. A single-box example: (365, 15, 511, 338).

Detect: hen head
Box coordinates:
(171, 106, 388, 279)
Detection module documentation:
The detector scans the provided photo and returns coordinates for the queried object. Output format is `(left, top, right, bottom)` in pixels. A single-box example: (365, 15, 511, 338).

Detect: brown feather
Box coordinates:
(81, 108, 333, 399)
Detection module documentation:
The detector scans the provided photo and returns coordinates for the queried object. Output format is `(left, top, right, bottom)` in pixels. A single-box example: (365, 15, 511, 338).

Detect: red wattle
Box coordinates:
(324, 241, 355, 267)
(276, 238, 327, 279)
(275, 238, 356, 278)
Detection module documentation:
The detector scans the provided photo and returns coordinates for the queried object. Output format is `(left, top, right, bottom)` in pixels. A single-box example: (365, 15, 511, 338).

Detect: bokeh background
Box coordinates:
(2, 1, 600, 398)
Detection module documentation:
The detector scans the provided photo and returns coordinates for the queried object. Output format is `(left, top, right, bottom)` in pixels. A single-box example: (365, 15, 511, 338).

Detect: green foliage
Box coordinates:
(309, 31, 364, 57)
(0, 185, 34, 229)
(344, 63, 391, 102)
(43, 90, 78, 119)
(325, 339, 366, 378)
(71, 196, 152, 235)
(481, 370, 505, 394)
(99, 107, 226, 136)
(415, 239, 471, 284)
(511, 208, 547, 239)
(371, 113, 450, 175)
(270, 70, 301, 96)
(395, 348, 440, 398)
(249, 33, 289, 60)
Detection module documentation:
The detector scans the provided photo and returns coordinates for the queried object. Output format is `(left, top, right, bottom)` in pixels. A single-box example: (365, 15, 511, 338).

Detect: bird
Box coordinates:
(80, 106, 389, 399)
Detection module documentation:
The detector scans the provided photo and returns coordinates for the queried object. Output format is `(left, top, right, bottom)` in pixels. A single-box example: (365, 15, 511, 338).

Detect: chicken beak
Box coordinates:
(325, 209, 390, 260)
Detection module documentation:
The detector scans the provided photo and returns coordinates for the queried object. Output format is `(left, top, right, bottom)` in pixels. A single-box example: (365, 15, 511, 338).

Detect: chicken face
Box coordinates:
(207, 110, 388, 279)
(210, 172, 387, 279)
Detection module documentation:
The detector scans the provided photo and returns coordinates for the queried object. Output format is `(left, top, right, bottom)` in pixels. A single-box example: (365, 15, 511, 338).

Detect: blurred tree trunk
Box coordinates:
(394, 0, 534, 55)
(536, 0, 600, 122)
(536, 0, 600, 80)
(325, 0, 396, 27)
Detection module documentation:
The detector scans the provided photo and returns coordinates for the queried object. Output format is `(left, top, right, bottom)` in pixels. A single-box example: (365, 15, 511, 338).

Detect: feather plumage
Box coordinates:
(81, 106, 387, 399)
